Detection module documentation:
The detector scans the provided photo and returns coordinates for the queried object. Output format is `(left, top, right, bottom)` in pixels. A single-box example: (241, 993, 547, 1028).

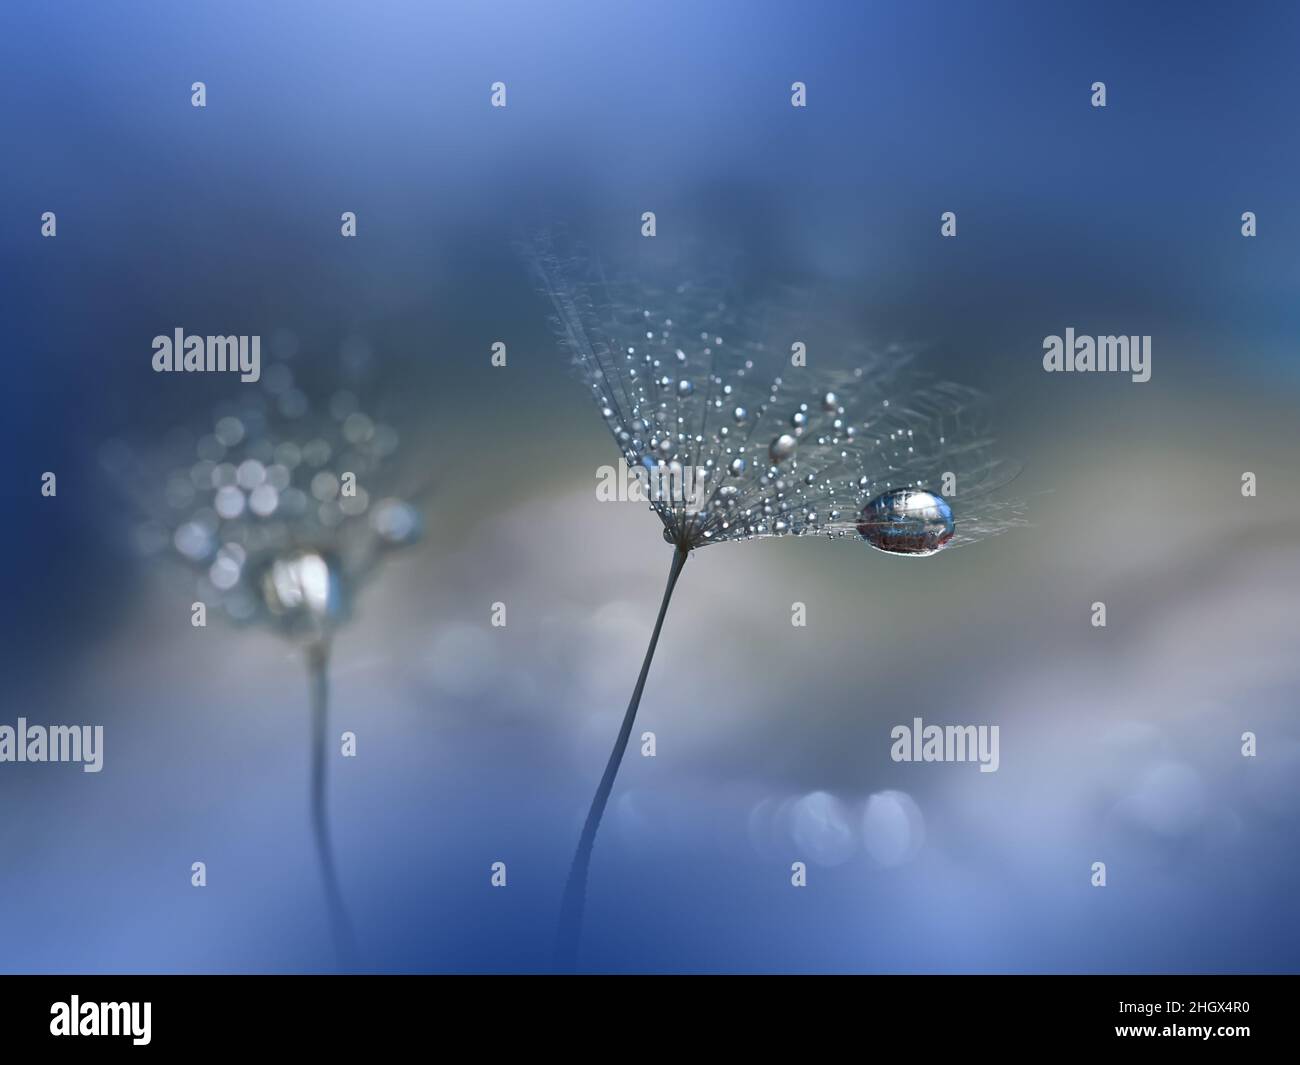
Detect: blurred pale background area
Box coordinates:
(2, 0, 1298, 971)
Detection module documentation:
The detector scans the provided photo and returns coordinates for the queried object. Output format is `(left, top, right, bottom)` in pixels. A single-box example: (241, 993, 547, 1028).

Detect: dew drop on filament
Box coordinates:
(857, 488, 954, 556)
(768, 434, 796, 463)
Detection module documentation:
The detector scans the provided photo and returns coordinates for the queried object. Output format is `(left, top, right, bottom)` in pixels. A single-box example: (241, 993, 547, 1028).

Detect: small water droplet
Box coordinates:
(768, 434, 797, 463)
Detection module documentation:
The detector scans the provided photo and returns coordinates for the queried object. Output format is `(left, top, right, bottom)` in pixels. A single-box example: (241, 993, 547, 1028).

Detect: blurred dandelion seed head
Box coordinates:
(533, 238, 1022, 553)
(104, 353, 424, 643)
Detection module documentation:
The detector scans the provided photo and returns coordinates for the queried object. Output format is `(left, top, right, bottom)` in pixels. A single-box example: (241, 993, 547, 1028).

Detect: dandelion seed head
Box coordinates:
(532, 236, 1023, 553)
(104, 354, 426, 640)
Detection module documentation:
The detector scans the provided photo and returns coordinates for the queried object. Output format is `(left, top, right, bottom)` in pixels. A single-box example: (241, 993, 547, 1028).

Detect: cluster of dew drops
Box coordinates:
(583, 301, 947, 552)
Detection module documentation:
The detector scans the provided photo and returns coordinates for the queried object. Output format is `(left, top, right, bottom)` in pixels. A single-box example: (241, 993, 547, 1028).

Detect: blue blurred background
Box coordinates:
(2, 0, 1299, 972)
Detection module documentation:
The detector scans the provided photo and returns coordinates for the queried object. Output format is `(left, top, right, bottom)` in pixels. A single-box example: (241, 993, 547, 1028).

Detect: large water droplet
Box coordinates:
(857, 488, 954, 556)
(261, 550, 346, 627)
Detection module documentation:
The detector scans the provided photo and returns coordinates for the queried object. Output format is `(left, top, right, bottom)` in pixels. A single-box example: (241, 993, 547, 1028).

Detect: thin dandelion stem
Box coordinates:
(306, 641, 359, 970)
(555, 544, 689, 971)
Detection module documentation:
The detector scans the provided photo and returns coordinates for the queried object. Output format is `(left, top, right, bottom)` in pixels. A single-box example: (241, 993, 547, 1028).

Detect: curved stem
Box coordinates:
(555, 545, 689, 970)
(307, 641, 359, 970)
